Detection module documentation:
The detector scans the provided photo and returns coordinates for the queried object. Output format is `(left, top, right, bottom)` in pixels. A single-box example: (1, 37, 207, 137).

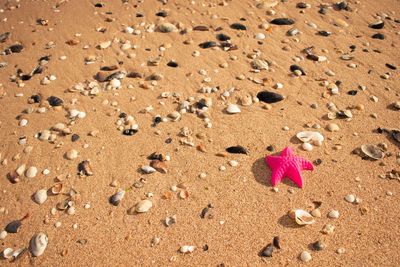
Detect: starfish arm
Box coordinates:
(265, 155, 283, 168)
(298, 158, 314, 171)
(270, 167, 285, 186)
(280, 147, 294, 157)
(286, 162, 304, 188)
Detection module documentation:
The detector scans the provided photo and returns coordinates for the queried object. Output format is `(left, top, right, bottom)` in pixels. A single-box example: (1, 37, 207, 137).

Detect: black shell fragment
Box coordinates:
(7, 44, 24, 54)
(270, 18, 295, 25)
(5, 220, 22, 233)
(167, 61, 178, 67)
(226, 145, 248, 155)
(199, 41, 218, 49)
(123, 129, 138, 136)
(230, 23, 247, 30)
(372, 33, 385, 39)
(155, 10, 168, 17)
(260, 243, 274, 257)
(193, 25, 209, 31)
(47, 96, 63, 106)
(347, 90, 358, 96)
(273, 236, 281, 249)
(216, 33, 231, 41)
(290, 64, 306, 75)
(317, 30, 331, 37)
(257, 91, 284, 103)
(369, 21, 384, 29)
(385, 63, 397, 70)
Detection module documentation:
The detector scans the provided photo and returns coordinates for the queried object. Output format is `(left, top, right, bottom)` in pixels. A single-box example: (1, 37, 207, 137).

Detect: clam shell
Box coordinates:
(5, 220, 22, 233)
(226, 104, 241, 114)
(78, 160, 93, 176)
(109, 190, 125, 206)
(296, 131, 324, 143)
(157, 22, 178, 33)
(2, 248, 13, 259)
(33, 189, 48, 204)
(135, 199, 153, 213)
(288, 209, 315, 225)
(50, 183, 63, 195)
(29, 233, 48, 257)
(141, 165, 156, 174)
(251, 59, 269, 70)
(360, 144, 384, 160)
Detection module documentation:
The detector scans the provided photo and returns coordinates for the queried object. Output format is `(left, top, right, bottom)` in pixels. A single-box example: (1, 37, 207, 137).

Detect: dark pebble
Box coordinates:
(147, 152, 163, 161)
(199, 41, 218, 49)
(230, 23, 247, 30)
(5, 220, 22, 233)
(193, 25, 209, 31)
(47, 96, 63, 106)
(319, 7, 328, 14)
(8, 44, 24, 53)
(152, 115, 162, 127)
(167, 61, 178, 67)
(30, 94, 41, 103)
(0, 32, 11, 43)
(226, 145, 248, 155)
(290, 64, 306, 75)
(347, 90, 358, 95)
(155, 10, 168, 17)
(312, 240, 326, 251)
(165, 137, 172, 144)
(296, 2, 308, 8)
(216, 33, 231, 41)
(94, 3, 104, 7)
(122, 129, 138, 136)
(266, 145, 275, 152)
(260, 243, 274, 257)
(257, 91, 284, 103)
(203, 244, 209, 251)
(317, 30, 331, 36)
(369, 21, 384, 29)
(100, 65, 118, 71)
(372, 33, 385, 39)
(270, 18, 295, 25)
(385, 63, 397, 70)
(119, 112, 127, 118)
(314, 158, 323, 165)
(71, 134, 80, 142)
(334, 1, 349, 11)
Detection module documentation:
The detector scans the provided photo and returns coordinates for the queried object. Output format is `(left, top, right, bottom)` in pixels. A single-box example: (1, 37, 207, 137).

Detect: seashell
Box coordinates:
(165, 215, 177, 227)
(326, 123, 340, 132)
(287, 28, 299, 36)
(333, 18, 348, 27)
(216, 33, 230, 41)
(2, 248, 13, 259)
(11, 248, 27, 261)
(290, 64, 306, 75)
(179, 245, 196, 254)
(168, 111, 181, 121)
(226, 145, 248, 155)
(226, 104, 241, 114)
(199, 41, 218, 49)
(150, 160, 168, 173)
(369, 20, 384, 29)
(33, 189, 48, 204)
(157, 22, 177, 33)
(56, 199, 70, 210)
(193, 25, 209, 31)
(260, 243, 273, 257)
(296, 131, 324, 143)
(65, 149, 78, 160)
(98, 40, 111, 49)
(25, 166, 38, 178)
(360, 144, 384, 160)
(257, 91, 284, 103)
(318, 30, 331, 37)
(372, 33, 384, 40)
(109, 190, 125, 206)
(29, 233, 48, 257)
(0, 32, 11, 43)
(122, 128, 138, 136)
(178, 189, 189, 199)
(141, 165, 156, 174)
(78, 160, 94, 176)
(5, 214, 29, 233)
(251, 59, 269, 70)
(288, 209, 315, 225)
(273, 236, 281, 249)
(270, 18, 295, 25)
(8, 44, 24, 53)
(327, 112, 336, 120)
(167, 61, 178, 68)
(337, 109, 353, 119)
(256, 1, 279, 9)
(135, 199, 153, 213)
(50, 183, 63, 195)
(230, 23, 246, 30)
(391, 130, 400, 143)
(47, 96, 63, 106)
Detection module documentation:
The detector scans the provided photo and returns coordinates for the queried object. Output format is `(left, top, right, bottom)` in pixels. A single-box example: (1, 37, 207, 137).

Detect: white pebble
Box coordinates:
(344, 194, 355, 203)
(0, 230, 7, 240)
(302, 142, 313, 151)
(54, 221, 62, 228)
(328, 210, 340, 219)
(229, 160, 238, 167)
(300, 251, 312, 262)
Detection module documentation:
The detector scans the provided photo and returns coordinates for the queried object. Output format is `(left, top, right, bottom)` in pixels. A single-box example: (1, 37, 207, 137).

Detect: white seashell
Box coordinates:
(125, 26, 134, 34)
(302, 142, 313, 151)
(0, 230, 7, 240)
(77, 111, 86, 119)
(34, 189, 48, 204)
(226, 104, 241, 114)
(99, 40, 111, 49)
(254, 33, 266, 40)
(300, 251, 312, 262)
(296, 131, 324, 143)
(25, 166, 38, 178)
(141, 165, 156, 174)
(328, 210, 339, 219)
(65, 149, 78, 160)
(326, 123, 340, 132)
(19, 119, 28, 127)
(288, 209, 315, 225)
(69, 109, 80, 118)
(157, 22, 178, 33)
(2, 248, 13, 259)
(360, 144, 384, 160)
(110, 78, 121, 88)
(180, 245, 196, 254)
(251, 59, 269, 70)
(135, 199, 153, 213)
(344, 194, 355, 203)
(29, 233, 48, 257)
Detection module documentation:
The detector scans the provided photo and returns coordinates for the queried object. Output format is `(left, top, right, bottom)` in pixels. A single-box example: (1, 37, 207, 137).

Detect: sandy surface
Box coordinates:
(0, 0, 399, 266)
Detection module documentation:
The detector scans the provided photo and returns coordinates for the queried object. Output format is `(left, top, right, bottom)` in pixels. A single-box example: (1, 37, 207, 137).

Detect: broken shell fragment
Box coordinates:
(165, 215, 177, 227)
(288, 209, 315, 225)
(78, 160, 93, 176)
(50, 183, 63, 195)
(33, 189, 48, 204)
(135, 199, 153, 213)
(251, 59, 269, 70)
(141, 165, 156, 174)
(179, 245, 196, 254)
(2, 248, 13, 259)
(109, 190, 125, 206)
(296, 131, 324, 143)
(29, 233, 48, 257)
(150, 160, 168, 173)
(360, 144, 384, 160)
(5, 220, 22, 233)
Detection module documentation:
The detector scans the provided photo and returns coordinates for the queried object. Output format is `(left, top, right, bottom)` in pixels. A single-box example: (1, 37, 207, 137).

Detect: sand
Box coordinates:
(0, 0, 399, 266)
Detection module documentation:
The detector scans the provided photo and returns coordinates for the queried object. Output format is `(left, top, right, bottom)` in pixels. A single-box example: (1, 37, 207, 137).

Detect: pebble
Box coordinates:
(300, 251, 312, 262)
(345, 194, 356, 203)
(33, 189, 48, 204)
(135, 200, 153, 213)
(321, 223, 335, 234)
(228, 160, 238, 167)
(327, 123, 340, 132)
(25, 166, 38, 178)
(328, 210, 340, 219)
(65, 149, 78, 160)
(302, 142, 313, 151)
(254, 33, 266, 40)
(0, 230, 7, 240)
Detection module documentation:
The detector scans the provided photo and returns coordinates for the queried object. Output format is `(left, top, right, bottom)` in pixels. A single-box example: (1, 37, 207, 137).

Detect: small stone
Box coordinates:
(54, 221, 62, 228)
(98, 40, 111, 49)
(345, 194, 355, 203)
(135, 199, 153, 213)
(0, 230, 7, 240)
(229, 160, 238, 167)
(67, 206, 76, 215)
(337, 248, 346, 254)
(321, 223, 335, 234)
(302, 142, 313, 151)
(312, 240, 326, 251)
(65, 149, 78, 160)
(33, 189, 48, 204)
(311, 209, 321, 218)
(328, 210, 339, 219)
(254, 33, 266, 40)
(26, 166, 38, 178)
(326, 123, 340, 132)
(300, 251, 312, 262)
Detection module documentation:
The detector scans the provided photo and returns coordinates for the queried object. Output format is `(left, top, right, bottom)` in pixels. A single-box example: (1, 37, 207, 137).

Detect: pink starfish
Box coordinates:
(265, 147, 314, 188)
